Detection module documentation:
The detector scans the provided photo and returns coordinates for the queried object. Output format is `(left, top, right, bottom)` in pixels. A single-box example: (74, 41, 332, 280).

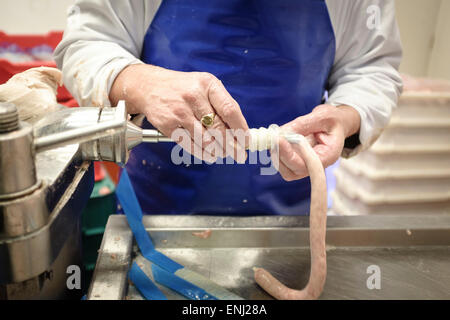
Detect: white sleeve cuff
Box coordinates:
(90, 56, 144, 108)
(57, 40, 144, 108)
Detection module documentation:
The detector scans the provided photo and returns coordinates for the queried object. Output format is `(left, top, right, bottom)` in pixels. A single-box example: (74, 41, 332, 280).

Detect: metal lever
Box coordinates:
(32, 101, 174, 166)
(34, 119, 124, 153)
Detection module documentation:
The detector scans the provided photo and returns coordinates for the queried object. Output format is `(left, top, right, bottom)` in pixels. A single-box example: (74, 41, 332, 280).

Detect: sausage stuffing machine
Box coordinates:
(1, 101, 449, 300)
(0, 101, 166, 299)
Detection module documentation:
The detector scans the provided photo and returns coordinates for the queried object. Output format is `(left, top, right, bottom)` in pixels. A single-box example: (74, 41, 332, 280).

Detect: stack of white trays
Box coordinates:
(332, 92, 450, 215)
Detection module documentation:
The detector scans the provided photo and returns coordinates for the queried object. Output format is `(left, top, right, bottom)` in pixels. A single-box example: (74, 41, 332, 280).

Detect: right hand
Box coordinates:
(110, 64, 249, 163)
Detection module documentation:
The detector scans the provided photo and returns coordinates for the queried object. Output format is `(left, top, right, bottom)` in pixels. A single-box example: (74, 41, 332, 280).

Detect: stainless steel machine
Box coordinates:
(1, 100, 449, 300)
(90, 215, 450, 300)
(0, 101, 169, 299)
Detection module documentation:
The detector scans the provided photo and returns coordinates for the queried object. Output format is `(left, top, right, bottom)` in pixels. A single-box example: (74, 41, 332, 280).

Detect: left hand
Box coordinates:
(272, 104, 361, 181)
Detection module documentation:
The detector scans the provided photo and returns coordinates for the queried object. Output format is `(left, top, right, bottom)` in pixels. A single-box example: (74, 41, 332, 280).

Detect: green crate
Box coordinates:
(81, 230, 104, 292)
(82, 230, 104, 271)
(81, 176, 116, 233)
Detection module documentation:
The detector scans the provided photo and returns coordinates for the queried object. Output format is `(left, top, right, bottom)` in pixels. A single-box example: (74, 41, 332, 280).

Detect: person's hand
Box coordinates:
(110, 64, 249, 163)
(272, 104, 361, 181)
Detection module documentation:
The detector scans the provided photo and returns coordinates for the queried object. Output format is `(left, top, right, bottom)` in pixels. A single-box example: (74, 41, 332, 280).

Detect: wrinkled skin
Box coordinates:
(110, 64, 249, 163)
(109, 65, 362, 300)
(272, 104, 361, 181)
(110, 65, 360, 171)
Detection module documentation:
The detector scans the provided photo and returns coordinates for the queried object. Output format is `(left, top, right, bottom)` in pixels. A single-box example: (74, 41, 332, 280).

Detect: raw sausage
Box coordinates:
(253, 134, 327, 300)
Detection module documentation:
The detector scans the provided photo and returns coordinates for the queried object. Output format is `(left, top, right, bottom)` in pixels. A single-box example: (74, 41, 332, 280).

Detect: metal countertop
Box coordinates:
(88, 215, 450, 300)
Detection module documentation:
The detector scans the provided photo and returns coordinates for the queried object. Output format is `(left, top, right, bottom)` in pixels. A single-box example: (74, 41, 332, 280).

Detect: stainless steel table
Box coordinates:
(88, 215, 450, 300)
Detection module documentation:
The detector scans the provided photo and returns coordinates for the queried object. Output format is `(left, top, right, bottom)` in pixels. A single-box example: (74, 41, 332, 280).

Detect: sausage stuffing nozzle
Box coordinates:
(141, 129, 174, 143)
(141, 124, 300, 152)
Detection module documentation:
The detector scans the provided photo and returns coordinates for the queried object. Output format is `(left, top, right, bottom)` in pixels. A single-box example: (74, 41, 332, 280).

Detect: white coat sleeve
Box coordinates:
(326, 0, 403, 157)
(53, 0, 161, 107)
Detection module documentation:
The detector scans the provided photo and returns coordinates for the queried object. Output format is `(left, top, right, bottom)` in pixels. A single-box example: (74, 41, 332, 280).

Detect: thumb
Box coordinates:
(282, 104, 337, 137)
(282, 112, 324, 137)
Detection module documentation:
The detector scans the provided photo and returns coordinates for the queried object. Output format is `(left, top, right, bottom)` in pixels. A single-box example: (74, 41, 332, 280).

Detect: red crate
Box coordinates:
(0, 32, 116, 180)
(0, 31, 76, 106)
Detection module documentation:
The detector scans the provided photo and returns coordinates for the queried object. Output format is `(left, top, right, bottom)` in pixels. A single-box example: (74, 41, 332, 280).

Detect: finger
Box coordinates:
(208, 79, 249, 146)
(171, 121, 217, 162)
(189, 95, 243, 161)
(219, 125, 247, 163)
(270, 144, 299, 181)
(190, 98, 229, 157)
(208, 115, 235, 159)
(184, 136, 217, 164)
(228, 128, 248, 163)
(170, 127, 201, 158)
(277, 137, 308, 177)
(278, 163, 301, 181)
(144, 109, 216, 162)
(312, 131, 343, 168)
(175, 104, 216, 150)
(282, 112, 325, 138)
(182, 135, 218, 164)
(207, 79, 249, 158)
(305, 134, 318, 148)
(199, 115, 246, 162)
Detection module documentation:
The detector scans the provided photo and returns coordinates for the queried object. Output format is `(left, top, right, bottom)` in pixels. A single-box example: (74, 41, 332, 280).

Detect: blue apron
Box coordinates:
(125, 0, 335, 215)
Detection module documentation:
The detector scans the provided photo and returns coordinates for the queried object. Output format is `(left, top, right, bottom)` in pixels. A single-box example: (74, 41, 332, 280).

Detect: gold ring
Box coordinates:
(201, 113, 215, 128)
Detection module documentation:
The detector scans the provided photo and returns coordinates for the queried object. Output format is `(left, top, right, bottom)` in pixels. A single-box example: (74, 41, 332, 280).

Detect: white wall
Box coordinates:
(395, 0, 442, 77)
(427, 0, 450, 81)
(0, 0, 449, 80)
(0, 0, 74, 34)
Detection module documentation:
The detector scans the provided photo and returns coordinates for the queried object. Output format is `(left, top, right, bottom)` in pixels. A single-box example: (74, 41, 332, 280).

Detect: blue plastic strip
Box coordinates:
(116, 170, 183, 273)
(151, 264, 217, 300)
(129, 262, 167, 300)
(117, 169, 219, 300)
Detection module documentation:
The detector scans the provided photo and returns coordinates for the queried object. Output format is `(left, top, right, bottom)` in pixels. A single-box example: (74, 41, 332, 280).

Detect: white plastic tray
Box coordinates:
(331, 189, 450, 215)
(335, 164, 450, 200)
(343, 150, 450, 178)
(374, 126, 450, 150)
